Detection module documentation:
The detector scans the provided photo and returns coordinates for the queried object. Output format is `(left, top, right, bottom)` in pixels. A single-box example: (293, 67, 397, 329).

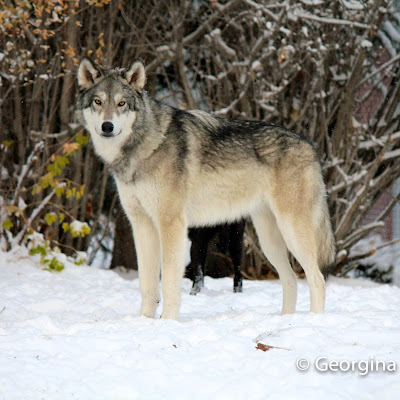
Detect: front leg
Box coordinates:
(158, 213, 187, 320)
(126, 202, 161, 318)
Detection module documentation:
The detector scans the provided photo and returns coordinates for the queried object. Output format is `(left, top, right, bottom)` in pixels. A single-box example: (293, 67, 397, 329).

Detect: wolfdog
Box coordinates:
(76, 58, 335, 320)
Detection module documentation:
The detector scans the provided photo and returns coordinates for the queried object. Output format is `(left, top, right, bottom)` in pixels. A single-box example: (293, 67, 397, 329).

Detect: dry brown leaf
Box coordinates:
(255, 343, 274, 352)
(255, 343, 290, 352)
(63, 142, 79, 154)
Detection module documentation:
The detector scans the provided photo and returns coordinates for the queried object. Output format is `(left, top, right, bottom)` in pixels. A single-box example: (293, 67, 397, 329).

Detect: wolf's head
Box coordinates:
(76, 58, 146, 140)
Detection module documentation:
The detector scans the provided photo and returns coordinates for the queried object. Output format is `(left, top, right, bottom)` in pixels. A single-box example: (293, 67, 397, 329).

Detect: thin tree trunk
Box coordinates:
(110, 200, 138, 270)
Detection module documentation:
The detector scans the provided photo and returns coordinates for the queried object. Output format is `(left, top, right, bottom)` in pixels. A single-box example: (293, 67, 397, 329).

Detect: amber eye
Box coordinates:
(94, 99, 102, 106)
(118, 101, 126, 107)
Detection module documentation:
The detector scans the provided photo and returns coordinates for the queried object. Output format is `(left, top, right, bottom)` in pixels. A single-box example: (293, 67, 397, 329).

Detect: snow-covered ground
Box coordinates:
(1, 248, 400, 400)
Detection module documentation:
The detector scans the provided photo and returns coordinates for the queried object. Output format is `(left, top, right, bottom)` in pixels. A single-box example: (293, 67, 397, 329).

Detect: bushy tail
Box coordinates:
(316, 199, 336, 279)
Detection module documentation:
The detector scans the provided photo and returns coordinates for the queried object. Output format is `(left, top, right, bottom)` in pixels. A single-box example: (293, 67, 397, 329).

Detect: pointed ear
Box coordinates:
(77, 58, 101, 89)
(126, 61, 146, 90)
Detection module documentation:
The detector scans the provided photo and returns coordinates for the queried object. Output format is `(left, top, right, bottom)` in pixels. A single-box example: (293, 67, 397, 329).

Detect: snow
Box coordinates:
(299, 0, 325, 5)
(251, 60, 262, 71)
(383, 20, 400, 43)
(1, 248, 400, 399)
(69, 220, 90, 237)
(208, 29, 237, 59)
(377, 30, 398, 58)
(340, 0, 365, 11)
(69, 220, 89, 232)
(361, 39, 373, 48)
(351, 235, 400, 285)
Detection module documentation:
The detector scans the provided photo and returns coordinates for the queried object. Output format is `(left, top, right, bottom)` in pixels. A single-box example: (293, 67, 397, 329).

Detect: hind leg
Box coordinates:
(188, 230, 205, 295)
(274, 213, 325, 313)
(188, 228, 213, 295)
(228, 221, 246, 293)
(251, 207, 297, 314)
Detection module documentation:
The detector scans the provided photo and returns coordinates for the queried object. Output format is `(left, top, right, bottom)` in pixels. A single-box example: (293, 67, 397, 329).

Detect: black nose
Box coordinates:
(102, 121, 114, 134)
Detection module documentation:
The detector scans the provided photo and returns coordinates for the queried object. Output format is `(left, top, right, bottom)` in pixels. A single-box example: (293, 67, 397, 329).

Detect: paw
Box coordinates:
(233, 285, 243, 293)
(140, 300, 159, 318)
(190, 281, 203, 295)
(160, 305, 179, 320)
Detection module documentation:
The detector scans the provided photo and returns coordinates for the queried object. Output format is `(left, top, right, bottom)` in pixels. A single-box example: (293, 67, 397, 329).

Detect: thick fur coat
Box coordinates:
(76, 59, 335, 319)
